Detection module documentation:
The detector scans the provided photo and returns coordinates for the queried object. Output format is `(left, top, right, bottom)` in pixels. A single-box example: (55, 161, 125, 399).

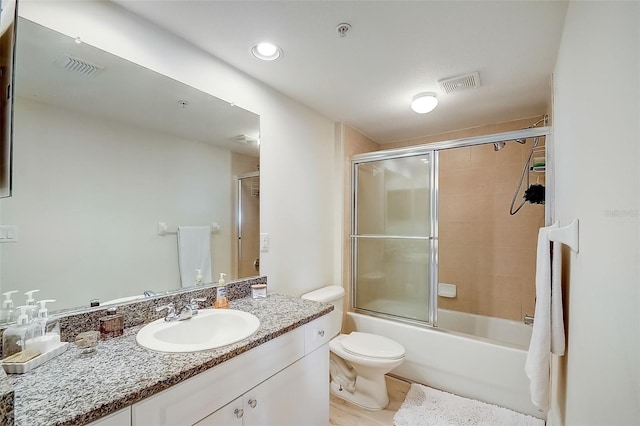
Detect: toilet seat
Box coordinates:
(341, 332, 405, 360)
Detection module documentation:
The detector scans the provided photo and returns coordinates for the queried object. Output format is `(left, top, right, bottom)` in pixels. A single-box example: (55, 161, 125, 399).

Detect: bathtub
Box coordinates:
(344, 310, 543, 419)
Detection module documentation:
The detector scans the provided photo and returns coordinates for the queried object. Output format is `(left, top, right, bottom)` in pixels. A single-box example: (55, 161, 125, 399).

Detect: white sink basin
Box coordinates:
(136, 309, 260, 353)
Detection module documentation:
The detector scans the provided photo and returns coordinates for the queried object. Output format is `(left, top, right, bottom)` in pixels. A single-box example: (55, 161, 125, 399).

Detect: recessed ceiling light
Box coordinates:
(411, 92, 438, 114)
(251, 42, 282, 61)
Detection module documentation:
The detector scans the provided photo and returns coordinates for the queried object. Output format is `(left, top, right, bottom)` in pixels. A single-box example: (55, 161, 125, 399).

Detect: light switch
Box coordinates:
(0, 225, 17, 243)
(260, 233, 269, 253)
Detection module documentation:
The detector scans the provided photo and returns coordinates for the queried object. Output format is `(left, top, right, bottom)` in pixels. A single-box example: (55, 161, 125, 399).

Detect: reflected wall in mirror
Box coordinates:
(0, 0, 17, 198)
(0, 18, 260, 319)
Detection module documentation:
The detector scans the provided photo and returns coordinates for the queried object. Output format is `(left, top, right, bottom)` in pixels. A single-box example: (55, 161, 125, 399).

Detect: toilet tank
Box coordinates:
(301, 286, 345, 338)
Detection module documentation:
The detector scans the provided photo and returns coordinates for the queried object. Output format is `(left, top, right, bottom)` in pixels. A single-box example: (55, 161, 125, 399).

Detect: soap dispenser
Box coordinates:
(195, 269, 203, 286)
(0, 291, 17, 323)
(30, 300, 61, 354)
(24, 290, 40, 306)
(213, 273, 228, 309)
(2, 306, 41, 359)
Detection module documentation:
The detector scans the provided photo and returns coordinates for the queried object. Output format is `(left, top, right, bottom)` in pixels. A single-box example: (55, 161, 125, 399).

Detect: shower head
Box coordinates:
(493, 141, 506, 151)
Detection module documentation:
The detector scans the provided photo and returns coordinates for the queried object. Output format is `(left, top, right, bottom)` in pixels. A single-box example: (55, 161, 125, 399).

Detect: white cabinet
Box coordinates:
(304, 313, 332, 355)
(88, 407, 131, 426)
(132, 317, 329, 426)
(197, 342, 328, 426)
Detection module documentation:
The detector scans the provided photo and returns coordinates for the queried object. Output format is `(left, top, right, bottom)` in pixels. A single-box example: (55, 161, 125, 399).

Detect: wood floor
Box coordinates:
(329, 376, 411, 426)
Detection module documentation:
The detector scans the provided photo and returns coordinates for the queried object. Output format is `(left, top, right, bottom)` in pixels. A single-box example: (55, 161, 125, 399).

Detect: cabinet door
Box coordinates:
(244, 343, 329, 426)
(132, 328, 304, 426)
(194, 397, 243, 426)
(88, 408, 131, 426)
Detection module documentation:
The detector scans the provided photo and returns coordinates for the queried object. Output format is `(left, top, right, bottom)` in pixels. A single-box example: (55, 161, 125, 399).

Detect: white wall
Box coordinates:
(3, 98, 233, 307)
(552, 2, 639, 424)
(15, 0, 337, 297)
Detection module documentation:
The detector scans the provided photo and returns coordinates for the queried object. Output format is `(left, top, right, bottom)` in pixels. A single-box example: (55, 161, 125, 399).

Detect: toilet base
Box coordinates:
(330, 375, 390, 410)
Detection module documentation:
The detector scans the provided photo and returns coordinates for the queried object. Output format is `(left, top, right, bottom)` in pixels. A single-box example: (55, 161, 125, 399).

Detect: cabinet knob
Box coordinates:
(234, 408, 244, 419)
(248, 398, 257, 409)
(317, 330, 325, 337)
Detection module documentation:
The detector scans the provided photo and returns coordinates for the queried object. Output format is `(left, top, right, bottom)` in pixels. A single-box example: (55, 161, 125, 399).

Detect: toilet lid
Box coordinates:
(342, 332, 405, 360)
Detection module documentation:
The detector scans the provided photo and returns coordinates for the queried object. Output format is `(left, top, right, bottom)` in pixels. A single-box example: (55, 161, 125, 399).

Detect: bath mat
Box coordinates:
(394, 384, 544, 426)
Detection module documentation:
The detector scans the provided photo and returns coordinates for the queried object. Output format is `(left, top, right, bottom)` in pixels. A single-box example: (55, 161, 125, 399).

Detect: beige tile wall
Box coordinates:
(438, 139, 545, 321)
(343, 116, 546, 322)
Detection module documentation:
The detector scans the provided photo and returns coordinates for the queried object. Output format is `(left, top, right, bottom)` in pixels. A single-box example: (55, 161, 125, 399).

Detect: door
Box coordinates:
(352, 153, 435, 323)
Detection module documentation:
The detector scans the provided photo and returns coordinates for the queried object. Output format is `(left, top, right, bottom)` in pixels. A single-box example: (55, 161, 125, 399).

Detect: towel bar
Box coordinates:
(548, 218, 579, 253)
(157, 222, 220, 236)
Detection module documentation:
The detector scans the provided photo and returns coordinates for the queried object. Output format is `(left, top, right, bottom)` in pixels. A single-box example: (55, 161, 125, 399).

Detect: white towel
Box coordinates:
(550, 239, 565, 356)
(525, 224, 566, 413)
(177, 226, 212, 288)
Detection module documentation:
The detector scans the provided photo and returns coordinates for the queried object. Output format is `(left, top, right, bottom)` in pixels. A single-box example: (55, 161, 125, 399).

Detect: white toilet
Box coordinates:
(301, 285, 405, 410)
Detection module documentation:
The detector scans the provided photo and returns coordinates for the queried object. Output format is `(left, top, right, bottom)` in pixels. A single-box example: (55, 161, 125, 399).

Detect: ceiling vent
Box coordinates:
(438, 72, 480, 94)
(59, 55, 103, 77)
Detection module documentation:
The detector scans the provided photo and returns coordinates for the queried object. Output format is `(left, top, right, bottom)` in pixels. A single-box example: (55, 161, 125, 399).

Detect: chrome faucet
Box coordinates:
(156, 303, 194, 322)
(188, 298, 207, 315)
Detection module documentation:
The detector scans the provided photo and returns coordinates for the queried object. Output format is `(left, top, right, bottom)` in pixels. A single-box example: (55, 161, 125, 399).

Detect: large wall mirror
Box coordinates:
(0, 18, 260, 320)
(0, 0, 17, 198)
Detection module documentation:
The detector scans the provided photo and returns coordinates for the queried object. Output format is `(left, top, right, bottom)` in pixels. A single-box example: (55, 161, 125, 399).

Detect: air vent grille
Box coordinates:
(438, 72, 480, 94)
(233, 135, 259, 145)
(60, 55, 103, 76)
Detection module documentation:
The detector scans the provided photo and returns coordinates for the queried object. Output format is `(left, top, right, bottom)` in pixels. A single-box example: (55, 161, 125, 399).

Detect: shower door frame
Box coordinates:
(237, 171, 260, 279)
(350, 126, 552, 328)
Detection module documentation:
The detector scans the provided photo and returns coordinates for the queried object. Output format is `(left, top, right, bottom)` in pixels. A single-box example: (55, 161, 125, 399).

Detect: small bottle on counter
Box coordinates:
(99, 307, 124, 338)
(213, 273, 228, 309)
(251, 284, 267, 299)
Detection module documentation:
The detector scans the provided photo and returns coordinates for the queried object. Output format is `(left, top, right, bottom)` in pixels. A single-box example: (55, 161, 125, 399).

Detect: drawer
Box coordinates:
(304, 314, 332, 355)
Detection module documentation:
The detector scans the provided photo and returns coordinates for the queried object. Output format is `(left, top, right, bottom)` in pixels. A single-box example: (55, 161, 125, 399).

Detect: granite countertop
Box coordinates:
(7, 294, 332, 426)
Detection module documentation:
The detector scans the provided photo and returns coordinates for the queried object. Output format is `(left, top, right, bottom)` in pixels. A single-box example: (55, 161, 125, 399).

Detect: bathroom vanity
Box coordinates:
(4, 294, 332, 426)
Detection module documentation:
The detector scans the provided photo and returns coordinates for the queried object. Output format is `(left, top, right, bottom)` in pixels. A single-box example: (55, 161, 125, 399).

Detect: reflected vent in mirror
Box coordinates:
(59, 54, 103, 76)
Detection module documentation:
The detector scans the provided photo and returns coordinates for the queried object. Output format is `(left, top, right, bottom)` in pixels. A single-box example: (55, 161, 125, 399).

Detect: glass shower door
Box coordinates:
(352, 153, 435, 324)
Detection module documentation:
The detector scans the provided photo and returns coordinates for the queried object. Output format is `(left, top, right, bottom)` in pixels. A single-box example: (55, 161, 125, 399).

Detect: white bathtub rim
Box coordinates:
(351, 307, 530, 351)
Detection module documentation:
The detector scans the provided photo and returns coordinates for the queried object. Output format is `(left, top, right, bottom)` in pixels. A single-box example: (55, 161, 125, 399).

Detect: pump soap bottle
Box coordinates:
(0, 291, 17, 323)
(24, 290, 40, 306)
(30, 300, 61, 354)
(214, 273, 228, 309)
(2, 306, 41, 359)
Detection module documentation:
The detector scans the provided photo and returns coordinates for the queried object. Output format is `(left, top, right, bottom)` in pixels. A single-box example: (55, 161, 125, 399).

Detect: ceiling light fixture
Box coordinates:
(251, 42, 282, 61)
(411, 92, 438, 114)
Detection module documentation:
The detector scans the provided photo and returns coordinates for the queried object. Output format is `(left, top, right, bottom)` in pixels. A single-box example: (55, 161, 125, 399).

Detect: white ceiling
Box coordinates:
(115, 0, 569, 143)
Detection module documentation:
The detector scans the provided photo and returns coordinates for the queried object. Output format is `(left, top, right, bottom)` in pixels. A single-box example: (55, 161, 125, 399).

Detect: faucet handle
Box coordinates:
(156, 303, 176, 321)
(189, 298, 206, 314)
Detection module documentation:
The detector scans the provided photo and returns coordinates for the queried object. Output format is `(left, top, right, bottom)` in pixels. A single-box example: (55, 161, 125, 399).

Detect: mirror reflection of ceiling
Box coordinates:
(15, 18, 259, 157)
(0, 18, 260, 317)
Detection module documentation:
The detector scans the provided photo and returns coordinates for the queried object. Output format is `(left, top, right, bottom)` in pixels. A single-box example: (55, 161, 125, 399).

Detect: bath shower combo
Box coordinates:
(347, 117, 550, 418)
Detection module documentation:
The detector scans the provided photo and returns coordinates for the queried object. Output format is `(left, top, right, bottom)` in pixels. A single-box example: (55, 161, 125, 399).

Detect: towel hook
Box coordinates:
(548, 218, 579, 253)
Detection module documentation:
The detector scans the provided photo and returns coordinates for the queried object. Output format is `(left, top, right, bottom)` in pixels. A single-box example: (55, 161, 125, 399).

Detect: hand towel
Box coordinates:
(550, 240, 565, 356)
(177, 226, 212, 288)
(525, 223, 566, 413)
